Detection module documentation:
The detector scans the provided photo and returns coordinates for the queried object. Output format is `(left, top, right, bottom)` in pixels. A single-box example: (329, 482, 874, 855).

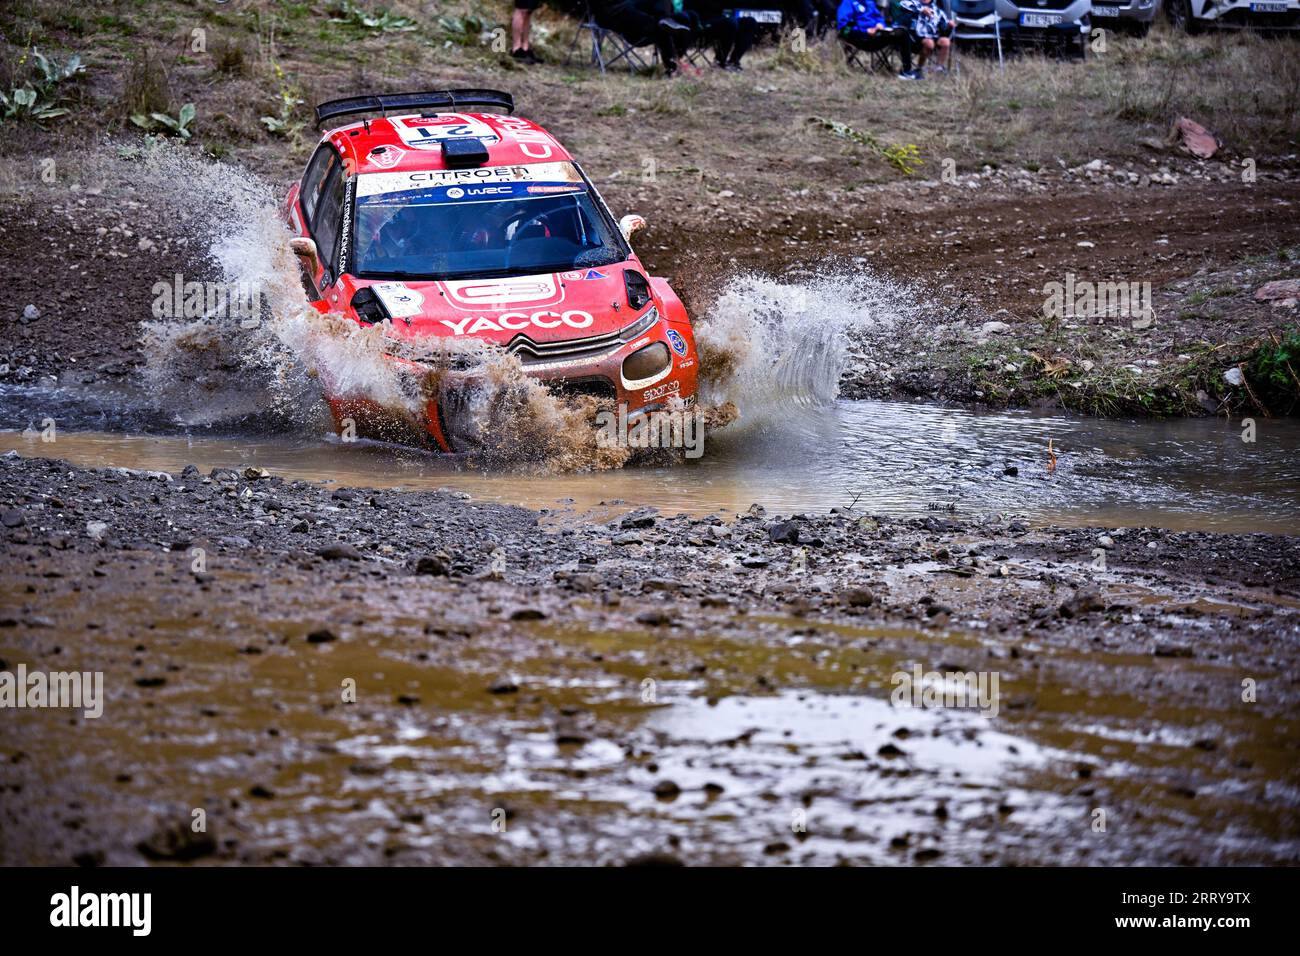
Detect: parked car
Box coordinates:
(1166, 0, 1300, 32)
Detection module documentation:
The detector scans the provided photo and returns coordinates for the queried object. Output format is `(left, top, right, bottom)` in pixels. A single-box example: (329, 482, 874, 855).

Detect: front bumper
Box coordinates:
(996, 0, 1092, 29)
(329, 307, 696, 451)
(1197, 0, 1300, 28)
(1089, 0, 1160, 23)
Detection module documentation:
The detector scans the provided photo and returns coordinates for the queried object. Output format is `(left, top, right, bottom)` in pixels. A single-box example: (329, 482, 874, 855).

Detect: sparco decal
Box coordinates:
(440, 310, 594, 335)
(643, 380, 681, 401)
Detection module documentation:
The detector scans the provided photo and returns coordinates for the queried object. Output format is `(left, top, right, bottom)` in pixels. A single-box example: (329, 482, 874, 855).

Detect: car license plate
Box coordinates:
(1250, 1, 1288, 11)
(735, 9, 783, 23)
(1020, 12, 1064, 26)
(1092, 4, 1120, 15)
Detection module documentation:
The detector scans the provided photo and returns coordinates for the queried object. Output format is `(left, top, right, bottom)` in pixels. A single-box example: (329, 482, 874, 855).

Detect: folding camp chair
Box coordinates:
(949, 0, 1004, 72)
(566, 3, 656, 74)
(839, 30, 905, 75)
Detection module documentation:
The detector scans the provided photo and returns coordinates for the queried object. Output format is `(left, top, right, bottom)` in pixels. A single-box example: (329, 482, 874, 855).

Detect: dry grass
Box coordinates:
(1, 0, 1297, 181)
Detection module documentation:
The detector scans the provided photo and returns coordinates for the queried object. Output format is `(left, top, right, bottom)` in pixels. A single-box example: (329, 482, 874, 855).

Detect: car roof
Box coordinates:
(321, 112, 574, 174)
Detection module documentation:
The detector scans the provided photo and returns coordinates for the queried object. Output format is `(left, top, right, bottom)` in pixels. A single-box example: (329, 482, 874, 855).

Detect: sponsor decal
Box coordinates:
(367, 145, 406, 169)
(356, 162, 581, 198)
(667, 328, 688, 356)
(439, 310, 595, 336)
(373, 283, 425, 319)
(491, 113, 557, 159)
(561, 270, 583, 281)
(390, 114, 501, 149)
(336, 175, 355, 274)
(642, 379, 680, 402)
(526, 184, 582, 195)
(444, 274, 562, 309)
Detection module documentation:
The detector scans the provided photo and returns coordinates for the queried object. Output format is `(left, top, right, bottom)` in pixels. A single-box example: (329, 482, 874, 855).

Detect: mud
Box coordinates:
(2, 452, 1297, 865)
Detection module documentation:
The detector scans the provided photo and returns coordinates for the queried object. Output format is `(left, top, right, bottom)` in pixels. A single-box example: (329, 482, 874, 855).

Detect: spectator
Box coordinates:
(680, 1, 759, 71)
(902, 0, 951, 72)
(595, 0, 691, 76)
(836, 0, 918, 80)
(511, 0, 542, 64)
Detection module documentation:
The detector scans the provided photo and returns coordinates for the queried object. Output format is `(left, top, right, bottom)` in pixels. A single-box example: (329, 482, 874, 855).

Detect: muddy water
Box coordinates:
(5, 553, 1296, 866)
(3, 392, 1298, 532)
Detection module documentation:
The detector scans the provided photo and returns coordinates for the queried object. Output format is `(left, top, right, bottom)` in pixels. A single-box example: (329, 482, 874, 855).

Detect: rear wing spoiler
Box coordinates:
(314, 89, 515, 127)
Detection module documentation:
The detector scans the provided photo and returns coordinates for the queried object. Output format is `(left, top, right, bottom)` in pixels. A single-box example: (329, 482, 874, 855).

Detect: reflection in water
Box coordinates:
(2, 395, 1298, 532)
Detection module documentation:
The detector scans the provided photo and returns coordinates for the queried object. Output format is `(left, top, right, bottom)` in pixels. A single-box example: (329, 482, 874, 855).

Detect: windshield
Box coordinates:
(352, 161, 627, 281)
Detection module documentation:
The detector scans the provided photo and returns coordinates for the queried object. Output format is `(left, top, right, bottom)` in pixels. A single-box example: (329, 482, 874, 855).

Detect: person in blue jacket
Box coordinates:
(837, 0, 918, 79)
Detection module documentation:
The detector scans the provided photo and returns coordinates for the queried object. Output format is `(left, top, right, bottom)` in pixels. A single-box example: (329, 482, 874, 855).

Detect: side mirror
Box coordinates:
(290, 237, 320, 275)
(618, 214, 647, 242)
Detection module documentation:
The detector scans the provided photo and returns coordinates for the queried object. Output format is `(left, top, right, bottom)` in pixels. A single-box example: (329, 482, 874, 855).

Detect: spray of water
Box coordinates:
(693, 268, 921, 435)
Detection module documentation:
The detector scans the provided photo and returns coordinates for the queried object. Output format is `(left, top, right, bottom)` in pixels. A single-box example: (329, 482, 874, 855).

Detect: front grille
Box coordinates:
(505, 306, 659, 368)
(507, 327, 627, 366)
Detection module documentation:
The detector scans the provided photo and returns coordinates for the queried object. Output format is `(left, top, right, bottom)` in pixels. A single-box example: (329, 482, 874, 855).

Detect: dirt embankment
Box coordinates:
(2, 453, 1298, 865)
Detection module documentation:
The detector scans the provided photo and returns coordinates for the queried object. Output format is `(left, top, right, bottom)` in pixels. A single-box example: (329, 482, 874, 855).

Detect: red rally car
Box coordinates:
(284, 89, 699, 451)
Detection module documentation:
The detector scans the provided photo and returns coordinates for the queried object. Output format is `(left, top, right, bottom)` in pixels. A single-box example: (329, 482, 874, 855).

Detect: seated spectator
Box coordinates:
(595, 0, 691, 76)
(901, 0, 951, 72)
(680, 1, 759, 71)
(836, 0, 918, 80)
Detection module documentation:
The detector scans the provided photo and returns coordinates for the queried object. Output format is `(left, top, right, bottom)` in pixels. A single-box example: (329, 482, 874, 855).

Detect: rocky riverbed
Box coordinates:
(2, 451, 1297, 865)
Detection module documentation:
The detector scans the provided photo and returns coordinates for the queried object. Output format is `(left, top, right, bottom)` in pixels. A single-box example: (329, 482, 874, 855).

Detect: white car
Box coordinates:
(1166, 0, 1300, 31)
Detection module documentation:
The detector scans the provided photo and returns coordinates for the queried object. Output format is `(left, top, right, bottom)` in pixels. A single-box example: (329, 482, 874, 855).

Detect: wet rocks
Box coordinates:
(651, 779, 682, 799)
(136, 817, 217, 862)
(768, 521, 800, 544)
(840, 587, 875, 608)
(488, 676, 519, 694)
(636, 609, 674, 627)
(316, 543, 362, 561)
(620, 508, 658, 529)
(413, 554, 450, 576)
(1059, 586, 1105, 618)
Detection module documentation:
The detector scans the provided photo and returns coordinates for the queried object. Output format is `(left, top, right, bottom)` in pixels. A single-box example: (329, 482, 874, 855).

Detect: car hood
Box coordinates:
(356, 261, 644, 348)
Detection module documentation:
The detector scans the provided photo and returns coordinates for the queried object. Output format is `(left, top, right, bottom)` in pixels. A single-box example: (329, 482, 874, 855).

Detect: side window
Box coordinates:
(312, 161, 346, 272)
(300, 146, 339, 226)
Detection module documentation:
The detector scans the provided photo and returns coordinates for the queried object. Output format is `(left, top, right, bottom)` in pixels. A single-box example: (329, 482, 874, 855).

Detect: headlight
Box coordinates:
(622, 341, 672, 382)
(619, 306, 659, 343)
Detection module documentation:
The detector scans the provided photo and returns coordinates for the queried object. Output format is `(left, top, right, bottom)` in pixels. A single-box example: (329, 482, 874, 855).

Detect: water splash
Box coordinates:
(693, 268, 922, 433)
